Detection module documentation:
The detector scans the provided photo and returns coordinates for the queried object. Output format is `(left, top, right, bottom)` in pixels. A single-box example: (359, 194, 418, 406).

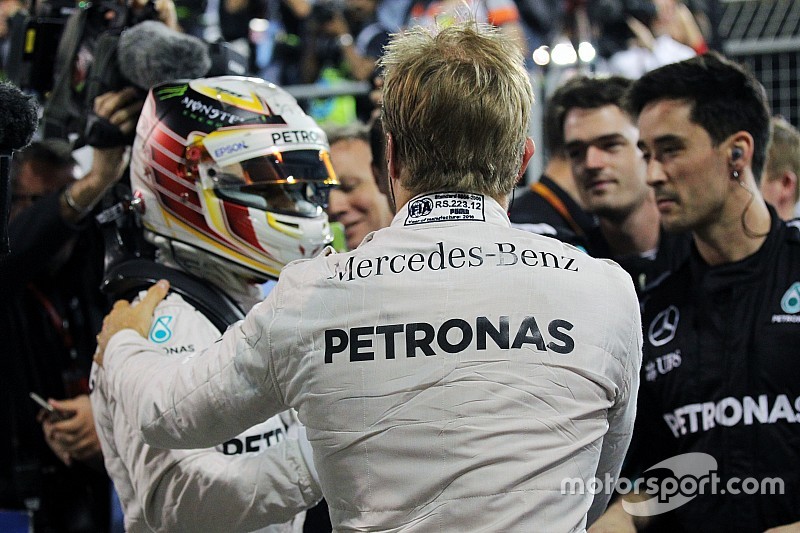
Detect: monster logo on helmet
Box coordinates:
(131, 76, 338, 280)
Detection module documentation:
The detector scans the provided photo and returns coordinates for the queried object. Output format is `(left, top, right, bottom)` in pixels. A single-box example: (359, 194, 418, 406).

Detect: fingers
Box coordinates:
(70, 438, 102, 462)
(93, 346, 104, 368)
(53, 447, 72, 466)
(48, 397, 76, 411)
(96, 299, 132, 356)
(110, 99, 145, 136)
(47, 415, 81, 434)
(113, 299, 130, 311)
(134, 280, 170, 322)
(42, 414, 97, 466)
(153, 0, 180, 30)
(93, 85, 144, 135)
(35, 408, 50, 423)
(95, 280, 170, 364)
(48, 396, 83, 419)
(93, 86, 140, 119)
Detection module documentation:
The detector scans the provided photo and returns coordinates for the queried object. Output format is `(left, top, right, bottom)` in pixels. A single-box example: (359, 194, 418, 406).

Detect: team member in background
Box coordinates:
(592, 52, 800, 532)
(558, 75, 690, 296)
(760, 116, 800, 221)
(509, 87, 596, 252)
(95, 21, 642, 531)
(325, 121, 393, 251)
(90, 76, 330, 531)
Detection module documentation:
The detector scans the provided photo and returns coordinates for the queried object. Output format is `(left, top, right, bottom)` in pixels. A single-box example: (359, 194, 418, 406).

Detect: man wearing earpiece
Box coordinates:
(590, 52, 800, 532)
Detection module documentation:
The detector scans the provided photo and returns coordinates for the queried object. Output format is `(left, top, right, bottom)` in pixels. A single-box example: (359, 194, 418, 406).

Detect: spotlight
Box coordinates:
(532, 46, 551, 66)
(578, 42, 596, 63)
(551, 42, 577, 65)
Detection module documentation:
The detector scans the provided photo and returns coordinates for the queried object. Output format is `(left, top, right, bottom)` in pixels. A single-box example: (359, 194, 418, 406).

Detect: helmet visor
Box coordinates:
(197, 148, 338, 217)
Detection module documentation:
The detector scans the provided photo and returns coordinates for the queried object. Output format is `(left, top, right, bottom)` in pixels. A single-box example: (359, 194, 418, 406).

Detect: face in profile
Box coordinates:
(563, 104, 651, 221)
(637, 99, 730, 233)
(326, 138, 393, 250)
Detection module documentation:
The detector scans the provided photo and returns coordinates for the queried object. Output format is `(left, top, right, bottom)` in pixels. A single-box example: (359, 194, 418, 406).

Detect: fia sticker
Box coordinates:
(405, 192, 485, 226)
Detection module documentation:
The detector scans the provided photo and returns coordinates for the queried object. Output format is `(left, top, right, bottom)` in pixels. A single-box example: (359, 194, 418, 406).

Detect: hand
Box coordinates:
(95, 280, 170, 367)
(132, 0, 180, 31)
(626, 16, 655, 51)
(60, 88, 144, 222)
(765, 522, 800, 533)
(324, 12, 350, 38)
(92, 86, 145, 184)
(40, 395, 102, 466)
(588, 501, 637, 533)
(223, 0, 248, 13)
(94, 86, 145, 139)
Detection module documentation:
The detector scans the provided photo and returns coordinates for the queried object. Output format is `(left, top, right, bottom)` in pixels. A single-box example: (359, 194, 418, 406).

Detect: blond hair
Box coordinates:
(765, 116, 800, 203)
(380, 20, 532, 199)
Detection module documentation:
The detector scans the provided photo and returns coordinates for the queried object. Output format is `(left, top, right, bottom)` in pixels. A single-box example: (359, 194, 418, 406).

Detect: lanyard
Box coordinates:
(26, 283, 76, 355)
(530, 181, 586, 239)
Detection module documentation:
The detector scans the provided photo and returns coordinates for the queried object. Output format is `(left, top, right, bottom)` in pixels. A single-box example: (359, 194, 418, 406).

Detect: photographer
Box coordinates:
(303, 0, 389, 123)
(589, 0, 698, 79)
(0, 0, 23, 74)
(0, 87, 142, 533)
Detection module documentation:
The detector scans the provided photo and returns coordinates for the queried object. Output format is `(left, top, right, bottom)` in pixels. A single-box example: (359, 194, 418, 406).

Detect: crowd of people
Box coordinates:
(1, 1, 800, 533)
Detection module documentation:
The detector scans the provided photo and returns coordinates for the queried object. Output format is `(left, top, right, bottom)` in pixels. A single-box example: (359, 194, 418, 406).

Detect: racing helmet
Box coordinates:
(131, 76, 338, 280)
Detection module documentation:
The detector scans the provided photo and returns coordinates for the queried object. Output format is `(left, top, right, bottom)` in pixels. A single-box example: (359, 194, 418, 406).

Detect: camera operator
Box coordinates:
(303, 0, 389, 124)
(0, 0, 22, 74)
(0, 87, 143, 533)
(588, 0, 658, 61)
(219, 0, 267, 72)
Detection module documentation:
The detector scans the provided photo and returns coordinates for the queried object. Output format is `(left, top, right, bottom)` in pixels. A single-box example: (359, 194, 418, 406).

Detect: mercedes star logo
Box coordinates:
(648, 305, 680, 347)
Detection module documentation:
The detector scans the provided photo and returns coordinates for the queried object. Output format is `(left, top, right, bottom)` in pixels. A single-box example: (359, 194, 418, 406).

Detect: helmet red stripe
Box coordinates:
(222, 201, 267, 253)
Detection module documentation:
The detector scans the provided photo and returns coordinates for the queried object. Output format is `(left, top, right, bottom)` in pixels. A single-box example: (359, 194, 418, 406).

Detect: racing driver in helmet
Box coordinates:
(90, 76, 335, 532)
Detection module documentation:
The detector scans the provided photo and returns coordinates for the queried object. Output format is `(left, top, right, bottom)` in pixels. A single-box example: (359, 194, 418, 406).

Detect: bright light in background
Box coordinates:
(532, 46, 551, 66)
(249, 18, 269, 32)
(551, 42, 578, 65)
(249, 18, 269, 44)
(578, 42, 596, 63)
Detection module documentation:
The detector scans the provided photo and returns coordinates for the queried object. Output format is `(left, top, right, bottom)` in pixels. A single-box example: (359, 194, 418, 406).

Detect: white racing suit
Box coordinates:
(104, 193, 642, 532)
(91, 292, 321, 532)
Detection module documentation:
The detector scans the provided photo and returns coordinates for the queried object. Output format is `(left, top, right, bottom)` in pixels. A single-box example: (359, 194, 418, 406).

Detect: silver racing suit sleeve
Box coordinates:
(94, 364, 321, 532)
(138, 437, 321, 531)
(105, 293, 286, 451)
(586, 274, 643, 526)
(95, 289, 322, 532)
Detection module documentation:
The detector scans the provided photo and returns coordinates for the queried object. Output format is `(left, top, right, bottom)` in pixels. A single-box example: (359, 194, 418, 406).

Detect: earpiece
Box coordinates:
(731, 147, 744, 180)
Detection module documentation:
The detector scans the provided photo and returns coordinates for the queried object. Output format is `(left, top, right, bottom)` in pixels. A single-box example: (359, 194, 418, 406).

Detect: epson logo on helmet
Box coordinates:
(214, 141, 249, 159)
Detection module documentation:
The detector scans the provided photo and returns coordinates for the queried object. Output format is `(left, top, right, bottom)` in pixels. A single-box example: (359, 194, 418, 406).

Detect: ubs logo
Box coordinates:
(408, 197, 433, 218)
(645, 350, 682, 381)
(648, 305, 680, 347)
